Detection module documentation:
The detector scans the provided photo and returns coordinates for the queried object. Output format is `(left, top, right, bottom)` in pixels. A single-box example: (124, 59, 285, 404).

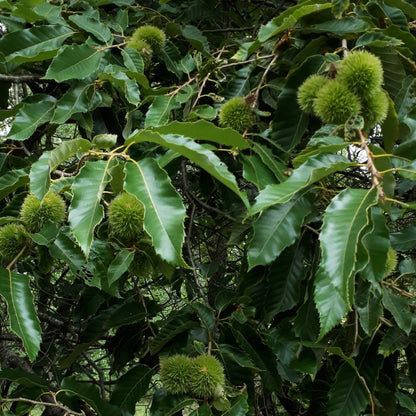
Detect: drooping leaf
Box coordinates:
(0, 268, 42, 362)
(127, 131, 248, 205)
(262, 239, 309, 321)
(6, 95, 56, 141)
(0, 25, 73, 62)
(327, 339, 383, 416)
(29, 152, 50, 200)
(49, 138, 91, 171)
(314, 188, 378, 338)
(124, 158, 187, 266)
(69, 159, 114, 258)
(107, 249, 135, 286)
(247, 190, 313, 269)
(152, 120, 250, 149)
(44, 44, 105, 82)
(355, 281, 383, 335)
(250, 153, 354, 215)
(360, 207, 390, 282)
(231, 322, 282, 392)
(382, 286, 412, 334)
(110, 365, 153, 414)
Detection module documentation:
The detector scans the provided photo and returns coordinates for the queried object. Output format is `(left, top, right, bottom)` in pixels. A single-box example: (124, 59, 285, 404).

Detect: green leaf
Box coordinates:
(391, 226, 416, 251)
(99, 67, 141, 105)
(241, 154, 277, 190)
(44, 44, 105, 82)
(222, 391, 249, 416)
(29, 152, 50, 200)
(81, 299, 146, 342)
(124, 159, 187, 267)
(250, 153, 354, 215)
(384, 0, 416, 19)
(263, 239, 309, 321)
(107, 249, 135, 286)
(231, 322, 281, 392)
(258, 1, 332, 41)
(293, 136, 348, 167)
(60, 376, 121, 416)
(360, 207, 390, 282)
(49, 228, 88, 279)
(121, 47, 144, 74)
(0, 268, 42, 362)
(247, 190, 313, 269)
(69, 14, 111, 43)
(371, 46, 406, 99)
(49, 138, 91, 171)
(271, 55, 325, 150)
(127, 131, 248, 205)
(378, 327, 409, 357)
(0, 169, 29, 199)
(0, 25, 73, 62)
(327, 340, 383, 416)
(150, 389, 195, 416)
(355, 281, 383, 335)
(251, 143, 288, 183)
(110, 365, 153, 414)
(144, 95, 181, 128)
(314, 188, 378, 338)
(150, 308, 198, 354)
(189, 302, 216, 332)
(332, 0, 349, 18)
(218, 344, 258, 370)
(52, 82, 107, 124)
(0, 369, 48, 389)
(182, 25, 210, 54)
(311, 17, 372, 35)
(69, 160, 114, 258)
(6, 95, 56, 141)
(382, 286, 412, 334)
(152, 120, 250, 149)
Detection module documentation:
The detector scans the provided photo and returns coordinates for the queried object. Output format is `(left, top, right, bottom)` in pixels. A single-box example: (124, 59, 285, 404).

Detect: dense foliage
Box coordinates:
(0, 0, 416, 415)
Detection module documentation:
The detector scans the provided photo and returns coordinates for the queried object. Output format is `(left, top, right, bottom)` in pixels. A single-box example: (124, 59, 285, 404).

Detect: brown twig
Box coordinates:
(2, 393, 83, 416)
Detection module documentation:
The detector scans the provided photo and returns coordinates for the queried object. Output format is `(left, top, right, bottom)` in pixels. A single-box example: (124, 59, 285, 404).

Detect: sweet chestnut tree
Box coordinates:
(0, 0, 416, 415)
